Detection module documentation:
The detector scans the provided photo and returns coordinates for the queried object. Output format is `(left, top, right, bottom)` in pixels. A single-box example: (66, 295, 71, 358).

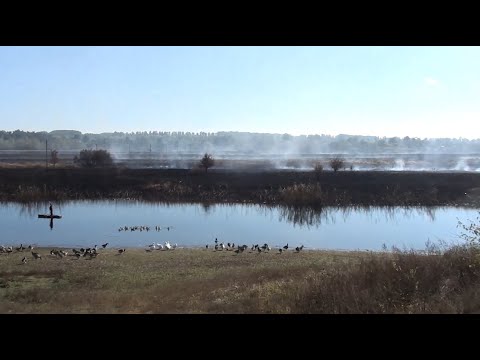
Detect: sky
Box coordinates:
(0, 46, 479, 139)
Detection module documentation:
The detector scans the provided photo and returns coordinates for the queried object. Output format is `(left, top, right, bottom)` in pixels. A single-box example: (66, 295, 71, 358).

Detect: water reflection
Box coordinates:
(3, 200, 464, 228)
(274, 205, 439, 228)
(201, 202, 214, 214)
(5, 200, 67, 218)
(0, 200, 477, 251)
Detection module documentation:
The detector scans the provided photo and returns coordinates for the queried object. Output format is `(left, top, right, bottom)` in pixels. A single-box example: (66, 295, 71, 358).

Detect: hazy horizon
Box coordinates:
(1, 128, 479, 141)
(1, 46, 480, 139)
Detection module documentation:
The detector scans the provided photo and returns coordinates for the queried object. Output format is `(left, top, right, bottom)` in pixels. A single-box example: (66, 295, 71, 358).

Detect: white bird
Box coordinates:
(164, 241, 172, 250)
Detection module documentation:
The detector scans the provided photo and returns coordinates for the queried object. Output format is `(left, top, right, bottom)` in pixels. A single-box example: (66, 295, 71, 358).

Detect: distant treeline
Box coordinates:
(1, 129, 480, 154)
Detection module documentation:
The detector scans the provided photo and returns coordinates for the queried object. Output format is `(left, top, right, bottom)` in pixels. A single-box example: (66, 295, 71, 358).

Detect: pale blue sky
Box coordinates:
(0, 46, 479, 139)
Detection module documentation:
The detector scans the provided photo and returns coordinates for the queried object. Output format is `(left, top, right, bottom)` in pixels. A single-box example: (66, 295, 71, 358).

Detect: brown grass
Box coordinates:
(1, 244, 480, 313)
(1, 167, 479, 206)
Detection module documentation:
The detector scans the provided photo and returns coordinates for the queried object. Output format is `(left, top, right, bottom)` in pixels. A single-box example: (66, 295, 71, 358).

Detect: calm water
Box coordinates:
(0, 201, 478, 251)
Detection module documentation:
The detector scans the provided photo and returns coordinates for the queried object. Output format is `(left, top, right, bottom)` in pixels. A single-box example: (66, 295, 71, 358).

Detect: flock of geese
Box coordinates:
(1, 239, 306, 265)
(206, 238, 305, 254)
(118, 225, 173, 232)
(0, 242, 128, 264)
(146, 241, 177, 251)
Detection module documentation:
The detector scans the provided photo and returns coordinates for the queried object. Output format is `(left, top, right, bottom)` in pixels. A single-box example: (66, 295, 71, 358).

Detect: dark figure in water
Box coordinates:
(49, 203, 53, 216)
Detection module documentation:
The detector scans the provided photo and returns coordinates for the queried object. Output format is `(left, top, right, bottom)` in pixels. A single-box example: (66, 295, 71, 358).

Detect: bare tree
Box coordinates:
(200, 153, 214, 173)
(329, 157, 345, 172)
(50, 149, 59, 168)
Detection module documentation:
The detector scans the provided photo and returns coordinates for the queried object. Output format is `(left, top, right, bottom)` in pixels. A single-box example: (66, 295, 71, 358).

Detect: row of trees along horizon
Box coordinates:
(1, 130, 479, 154)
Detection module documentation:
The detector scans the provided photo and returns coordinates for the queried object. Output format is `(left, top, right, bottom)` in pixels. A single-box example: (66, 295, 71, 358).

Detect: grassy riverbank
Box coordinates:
(1, 167, 480, 206)
(1, 245, 480, 313)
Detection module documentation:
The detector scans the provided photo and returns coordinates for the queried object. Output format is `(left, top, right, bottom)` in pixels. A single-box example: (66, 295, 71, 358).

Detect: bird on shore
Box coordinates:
(283, 243, 289, 251)
(118, 248, 126, 254)
(206, 244, 209, 249)
(295, 245, 304, 252)
(102, 243, 108, 249)
(21, 257, 27, 264)
(31, 252, 42, 260)
(279, 248, 283, 254)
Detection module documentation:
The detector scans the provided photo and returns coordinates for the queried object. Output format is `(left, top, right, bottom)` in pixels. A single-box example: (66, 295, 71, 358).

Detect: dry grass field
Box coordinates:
(1, 245, 480, 314)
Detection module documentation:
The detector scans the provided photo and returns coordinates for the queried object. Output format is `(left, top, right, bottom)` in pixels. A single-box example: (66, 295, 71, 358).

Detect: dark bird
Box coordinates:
(21, 257, 27, 264)
(102, 243, 108, 249)
(118, 248, 126, 254)
(283, 243, 289, 250)
(206, 244, 209, 249)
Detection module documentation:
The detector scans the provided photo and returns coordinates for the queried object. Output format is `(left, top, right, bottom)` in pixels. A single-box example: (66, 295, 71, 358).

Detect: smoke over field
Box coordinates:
(0, 129, 479, 171)
(0, 149, 478, 172)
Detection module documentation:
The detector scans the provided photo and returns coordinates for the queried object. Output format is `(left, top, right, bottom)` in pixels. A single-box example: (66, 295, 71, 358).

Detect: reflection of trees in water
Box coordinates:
(6, 200, 453, 226)
(201, 203, 214, 214)
(15, 201, 53, 217)
(277, 206, 334, 228)
(274, 205, 443, 228)
(13, 201, 69, 218)
(341, 206, 438, 223)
